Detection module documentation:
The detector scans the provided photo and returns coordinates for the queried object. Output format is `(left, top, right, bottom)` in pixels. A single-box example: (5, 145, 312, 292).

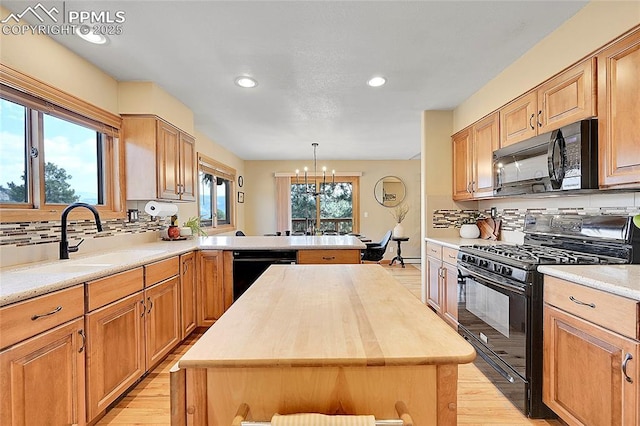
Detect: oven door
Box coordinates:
(457, 263, 528, 380)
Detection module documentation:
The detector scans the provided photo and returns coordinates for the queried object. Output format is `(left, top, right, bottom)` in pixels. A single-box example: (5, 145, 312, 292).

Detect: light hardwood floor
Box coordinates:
(97, 264, 561, 425)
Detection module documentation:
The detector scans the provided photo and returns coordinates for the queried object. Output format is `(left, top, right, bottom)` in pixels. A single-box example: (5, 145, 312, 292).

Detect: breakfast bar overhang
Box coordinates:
(171, 264, 476, 425)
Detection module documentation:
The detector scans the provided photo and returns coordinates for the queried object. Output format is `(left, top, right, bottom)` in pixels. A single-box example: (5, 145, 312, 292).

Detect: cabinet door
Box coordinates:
(179, 133, 196, 201)
(537, 58, 596, 133)
(471, 112, 499, 198)
(597, 28, 640, 189)
(499, 91, 537, 147)
(452, 127, 473, 201)
(543, 304, 638, 426)
(180, 252, 197, 339)
(442, 261, 459, 328)
(156, 120, 181, 200)
(197, 251, 225, 327)
(86, 292, 145, 421)
(426, 256, 443, 313)
(0, 318, 85, 426)
(145, 277, 181, 369)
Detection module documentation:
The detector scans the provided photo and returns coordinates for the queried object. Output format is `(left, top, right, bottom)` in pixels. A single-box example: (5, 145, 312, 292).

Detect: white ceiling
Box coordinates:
(4, 1, 588, 161)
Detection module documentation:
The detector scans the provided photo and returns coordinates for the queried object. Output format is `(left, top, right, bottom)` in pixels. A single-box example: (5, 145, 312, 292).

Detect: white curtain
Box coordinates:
(275, 176, 292, 234)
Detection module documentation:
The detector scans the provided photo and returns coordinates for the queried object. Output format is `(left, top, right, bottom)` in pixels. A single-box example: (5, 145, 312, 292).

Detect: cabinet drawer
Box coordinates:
(442, 247, 459, 265)
(297, 249, 361, 264)
(86, 267, 144, 312)
(544, 276, 639, 340)
(0, 285, 84, 349)
(426, 242, 442, 259)
(145, 256, 179, 286)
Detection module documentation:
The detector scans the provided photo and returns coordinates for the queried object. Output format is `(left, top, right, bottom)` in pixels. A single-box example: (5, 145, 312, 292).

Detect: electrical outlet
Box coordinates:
(389, 246, 394, 253)
(491, 207, 497, 218)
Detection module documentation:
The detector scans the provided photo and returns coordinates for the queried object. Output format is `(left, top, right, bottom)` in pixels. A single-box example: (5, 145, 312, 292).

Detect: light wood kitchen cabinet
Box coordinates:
(499, 58, 596, 148)
(0, 318, 86, 426)
(426, 242, 459, 328)
(197, 250, 233, 327)
(597, 27, 640, 189)
(123, 115, 196, 201)
(543, 276, 639, 426)
(452, 112, 498, 201)
(297, 249, 361, 264)
(85, 291, 146, 421)
(180, 252, 197, 338)
(144, 277, 181, 369)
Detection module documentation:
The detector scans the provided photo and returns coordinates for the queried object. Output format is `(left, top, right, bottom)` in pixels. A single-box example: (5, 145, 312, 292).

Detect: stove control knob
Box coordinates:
(479, 260, 489, 268)
(503, 266, 512, 276)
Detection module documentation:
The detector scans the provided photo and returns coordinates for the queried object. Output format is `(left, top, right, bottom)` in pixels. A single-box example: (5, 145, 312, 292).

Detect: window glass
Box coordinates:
(0, 98, 28, 204)
(199, 171, 214, 227)
(42, 114, 101, 204)
(320, 182, 353, 233)
(216, 177, 230, 224)
(291, 183, 318, 233)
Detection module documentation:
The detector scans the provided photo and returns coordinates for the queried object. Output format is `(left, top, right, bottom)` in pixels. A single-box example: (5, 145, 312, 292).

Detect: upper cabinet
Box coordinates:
(123, 115, 196, 201)
(597, 28, 640, 189)
(452, 112, 499, 201)
(499, 58, 597, 148)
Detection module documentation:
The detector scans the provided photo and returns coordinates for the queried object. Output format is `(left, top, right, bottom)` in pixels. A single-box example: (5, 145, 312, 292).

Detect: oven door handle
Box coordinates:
(463, 335, 516, 383)
(458, 264, 527, 296)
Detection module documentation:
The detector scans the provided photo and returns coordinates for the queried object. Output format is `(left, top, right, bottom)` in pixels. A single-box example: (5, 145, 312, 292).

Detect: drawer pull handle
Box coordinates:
(78, 329, 86, 353)
(569, 296, 595, 308)
(31, 306, 62, 320)
(322, 256, 336, 261)
(622, 353, 633, 383)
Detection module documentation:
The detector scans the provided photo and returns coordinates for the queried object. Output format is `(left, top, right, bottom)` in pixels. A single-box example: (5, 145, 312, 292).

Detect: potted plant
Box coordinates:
(456, 211, 481, 239)
(390, 203, 409, 238)
(182, 217, 207, 237)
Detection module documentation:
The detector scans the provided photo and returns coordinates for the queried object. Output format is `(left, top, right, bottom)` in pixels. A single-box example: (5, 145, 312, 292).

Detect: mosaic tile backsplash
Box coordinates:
(0, 211, 163, 247)
(433, 206, 640, 232)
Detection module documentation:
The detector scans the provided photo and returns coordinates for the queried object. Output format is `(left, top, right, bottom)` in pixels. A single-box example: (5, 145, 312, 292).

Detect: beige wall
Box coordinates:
(0, 6, 119, 114)
(244, 160, 421, 259)
(453, 1, 640, 131)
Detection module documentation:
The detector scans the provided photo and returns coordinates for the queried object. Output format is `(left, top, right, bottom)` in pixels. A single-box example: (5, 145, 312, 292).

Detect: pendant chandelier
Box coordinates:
(295, 143, 335, 197)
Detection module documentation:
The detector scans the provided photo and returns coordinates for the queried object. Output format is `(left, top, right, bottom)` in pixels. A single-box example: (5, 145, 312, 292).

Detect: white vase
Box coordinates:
(459, 223, 480, 239)
(393, 222, 404, 238)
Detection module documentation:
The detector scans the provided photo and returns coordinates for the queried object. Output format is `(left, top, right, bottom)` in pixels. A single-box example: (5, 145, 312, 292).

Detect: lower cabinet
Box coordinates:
(0, 318, 86, 426)
(297, 249, 361, 264)
(543, 276, 639, 425)
(426, 242, 459, 328)
(85, 292, 146, 421)
(180, 252, 197, 338)
(197, 250, 233, 327)
(144, 277, 181, 368)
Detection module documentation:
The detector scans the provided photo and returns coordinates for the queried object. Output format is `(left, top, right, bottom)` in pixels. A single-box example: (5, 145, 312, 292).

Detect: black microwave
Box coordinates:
(493, 119, 598, 196)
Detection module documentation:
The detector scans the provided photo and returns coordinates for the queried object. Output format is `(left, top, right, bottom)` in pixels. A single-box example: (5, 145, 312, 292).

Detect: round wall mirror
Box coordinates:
(374, 176, 406, 207)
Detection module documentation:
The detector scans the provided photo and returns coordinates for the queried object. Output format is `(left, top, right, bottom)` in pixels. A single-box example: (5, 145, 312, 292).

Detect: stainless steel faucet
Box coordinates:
(59, 202, 103, 259)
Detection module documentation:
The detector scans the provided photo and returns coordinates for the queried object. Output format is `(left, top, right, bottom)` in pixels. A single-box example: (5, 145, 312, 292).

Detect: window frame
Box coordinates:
(0, 65, 124, 222)
(290, 175, 360, 234)
(197, 153, 236, 234)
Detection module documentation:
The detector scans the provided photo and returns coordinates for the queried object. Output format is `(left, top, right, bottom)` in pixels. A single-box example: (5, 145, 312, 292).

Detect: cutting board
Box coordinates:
(477, 218, 501, 240)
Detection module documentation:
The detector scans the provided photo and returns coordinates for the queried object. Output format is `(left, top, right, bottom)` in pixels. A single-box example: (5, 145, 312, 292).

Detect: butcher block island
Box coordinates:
(173, 264, 476, 425)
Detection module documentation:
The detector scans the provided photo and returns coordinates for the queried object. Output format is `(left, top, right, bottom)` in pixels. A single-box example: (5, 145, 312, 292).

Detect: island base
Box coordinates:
(172, 364, 458, 425)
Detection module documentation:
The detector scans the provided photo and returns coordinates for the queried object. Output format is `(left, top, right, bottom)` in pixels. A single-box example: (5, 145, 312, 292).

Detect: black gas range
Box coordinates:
(456, 214, 640, 418)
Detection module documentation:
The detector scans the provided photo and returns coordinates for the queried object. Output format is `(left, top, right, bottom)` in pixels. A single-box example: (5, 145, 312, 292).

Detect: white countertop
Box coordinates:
(0, 236, 366, 307)
(538, 265, 640, 301)
(424, 236, 505, 250)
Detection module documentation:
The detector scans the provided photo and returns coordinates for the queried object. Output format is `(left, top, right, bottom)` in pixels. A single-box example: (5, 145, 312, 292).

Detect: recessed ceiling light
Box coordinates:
(75, 25, 108, 44)
(367, 76, 387, 87)
(235, 76, 258, 88)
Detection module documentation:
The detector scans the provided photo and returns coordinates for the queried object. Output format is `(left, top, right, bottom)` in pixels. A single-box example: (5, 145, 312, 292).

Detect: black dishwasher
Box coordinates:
(232, 250, 297, 300)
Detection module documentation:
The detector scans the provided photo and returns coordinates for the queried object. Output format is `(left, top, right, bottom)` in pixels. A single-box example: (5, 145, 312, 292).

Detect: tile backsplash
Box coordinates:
(434, 206, 640, 232)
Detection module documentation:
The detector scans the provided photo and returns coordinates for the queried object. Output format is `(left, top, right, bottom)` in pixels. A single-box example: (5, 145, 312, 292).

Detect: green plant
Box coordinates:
(183, 216, 207, 236)
(390, 203, 409, 223)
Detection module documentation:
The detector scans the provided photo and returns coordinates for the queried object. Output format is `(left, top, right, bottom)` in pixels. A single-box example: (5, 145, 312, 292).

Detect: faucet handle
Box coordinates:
(69, 238, 84, 253)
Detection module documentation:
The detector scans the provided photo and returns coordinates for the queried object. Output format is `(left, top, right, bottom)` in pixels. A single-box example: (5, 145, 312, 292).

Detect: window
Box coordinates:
(198, 154, 236, 232)
(291, 176, 359, 234)
(0, 74, 123, 220)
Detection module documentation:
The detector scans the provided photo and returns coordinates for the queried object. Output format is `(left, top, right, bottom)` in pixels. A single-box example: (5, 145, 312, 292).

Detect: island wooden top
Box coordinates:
(179, 264, 476, 368)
